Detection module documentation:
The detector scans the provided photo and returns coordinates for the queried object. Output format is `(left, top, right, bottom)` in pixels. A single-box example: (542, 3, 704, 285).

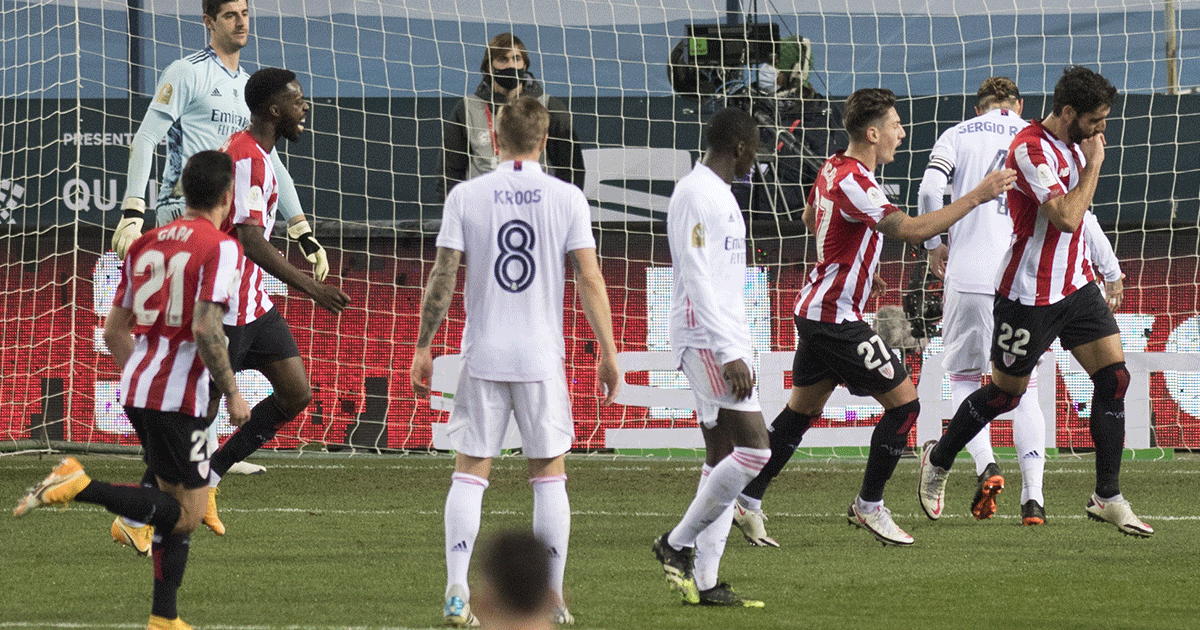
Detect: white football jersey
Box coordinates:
(148, 47, 251, 205)
(667, 162, 753, 366)
(919, 108, 1027, 294)
(437, 160, 595, 382)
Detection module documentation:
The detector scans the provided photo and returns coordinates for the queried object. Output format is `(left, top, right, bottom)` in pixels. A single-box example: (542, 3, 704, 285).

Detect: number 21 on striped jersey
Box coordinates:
(131, 250, 192, 327)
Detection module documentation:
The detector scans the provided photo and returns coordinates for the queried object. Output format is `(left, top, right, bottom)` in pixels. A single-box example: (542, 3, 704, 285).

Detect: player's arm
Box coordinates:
(102, 306, 136, 368)
(801, 203, 816, 232)
(1038, 133, 1105, 233)
(568, 247, 620, 405)
(113, 109, 175, 257)
(917, 155, 953, 279)
(192, 300, 249, 425)
(669, 202, 753, 399)
(410, 246, 462, 398)
(1083, 211, 1124, 310)
(875, 168, 1016, 245)
(236, 224, 350, 313)
(272, 151, 331, 282)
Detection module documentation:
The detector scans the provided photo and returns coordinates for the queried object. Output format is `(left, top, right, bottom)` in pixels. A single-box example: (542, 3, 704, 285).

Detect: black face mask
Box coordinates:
(492, 66, 522, 91)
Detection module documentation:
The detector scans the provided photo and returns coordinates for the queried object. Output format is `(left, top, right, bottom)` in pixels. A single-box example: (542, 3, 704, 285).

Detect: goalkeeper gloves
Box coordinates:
(111, 197, 146, 258)
(286, 218, 330, 282)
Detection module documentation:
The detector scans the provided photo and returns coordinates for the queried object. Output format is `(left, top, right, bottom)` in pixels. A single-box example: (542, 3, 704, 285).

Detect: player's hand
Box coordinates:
(973, 168, 1017, 204)
(1081, 132, 1106, 167)
(410, 346, 434, 399)
(287, 219, 330, 282)
(226, 392, 251, 427)
(870, 271, 887, 298)
(722, 358, 755, 402)
(927, 244, 948, 280)
(111, 197, 146, 258)
(596, 354, 620, 406)
(310, 283, 351, 314)
(1104, 273, 1125, 312)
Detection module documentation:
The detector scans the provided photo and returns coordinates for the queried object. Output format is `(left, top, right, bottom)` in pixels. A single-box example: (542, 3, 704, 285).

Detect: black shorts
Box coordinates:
(991, 283, 1121, 377)
(792, 316, 909, 397)
(224, 307, 301, 373)
(125, 407, 213, 488)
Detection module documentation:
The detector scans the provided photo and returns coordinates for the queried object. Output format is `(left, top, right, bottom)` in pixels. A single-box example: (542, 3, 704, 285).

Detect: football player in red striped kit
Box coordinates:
(918, 66, 1153, 538)
(15, 150, 250, 630)
(747, 88, 1014, 546)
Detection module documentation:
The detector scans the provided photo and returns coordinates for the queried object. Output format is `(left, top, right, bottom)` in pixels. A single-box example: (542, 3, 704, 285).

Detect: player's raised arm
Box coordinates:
(568, 247, 620, 405)
(875, 169, 1015, 245)
(410, 246, 463, 399)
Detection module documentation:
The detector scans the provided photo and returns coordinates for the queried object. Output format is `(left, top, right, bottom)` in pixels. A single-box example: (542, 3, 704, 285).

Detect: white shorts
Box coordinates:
(679, 347, 762, 428)
(940, 288, 993, 375)
(446, 363, 574, 459)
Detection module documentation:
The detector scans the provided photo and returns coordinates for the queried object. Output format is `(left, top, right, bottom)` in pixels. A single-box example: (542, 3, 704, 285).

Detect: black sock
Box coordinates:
(741, 406, 815, 501)
(1090, 362, 1129, 498)
(75, 481, 182, 532)
(859, 400, 920, 502)
(151, 533, 190, 620)
(211, 395, 294, 477)
(930, 383, 1020, 470)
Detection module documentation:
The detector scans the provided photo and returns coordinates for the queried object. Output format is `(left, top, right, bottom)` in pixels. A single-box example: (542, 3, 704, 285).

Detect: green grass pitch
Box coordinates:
(3, 452, 1199, 629)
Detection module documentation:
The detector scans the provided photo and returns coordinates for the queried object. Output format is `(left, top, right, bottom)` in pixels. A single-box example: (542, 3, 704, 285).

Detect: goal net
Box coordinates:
(1, 0, 1197, 458)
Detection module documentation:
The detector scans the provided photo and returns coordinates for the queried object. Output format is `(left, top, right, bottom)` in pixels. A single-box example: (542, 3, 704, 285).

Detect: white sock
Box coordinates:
(207, 421, 221, 488)
(952, 373, 994, 475)
(669, 447, 769, 549)
(694, 501, 734, 592)
(445, 472, 489, 597)
(531, 474, 570, 598)
(737, 493, 761, 511)
(855, 496, 884, 512)
(1013, 372, 1046, 505)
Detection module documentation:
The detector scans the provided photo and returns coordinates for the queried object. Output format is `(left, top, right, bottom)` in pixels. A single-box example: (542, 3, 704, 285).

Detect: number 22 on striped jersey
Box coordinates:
(131, 250, 192, 327)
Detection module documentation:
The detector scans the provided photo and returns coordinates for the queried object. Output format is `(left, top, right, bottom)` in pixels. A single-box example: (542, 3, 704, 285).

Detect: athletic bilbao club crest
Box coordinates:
(878, 362, 894, 380)
(1003, 352, 1016, 368)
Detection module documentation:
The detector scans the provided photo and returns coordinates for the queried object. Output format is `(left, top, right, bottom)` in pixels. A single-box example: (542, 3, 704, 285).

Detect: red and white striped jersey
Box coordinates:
(998, 119, 1095, 305)
(116, 216, 244, 417)
(795, 152, 901, 323)
(219, 129, 278, 325)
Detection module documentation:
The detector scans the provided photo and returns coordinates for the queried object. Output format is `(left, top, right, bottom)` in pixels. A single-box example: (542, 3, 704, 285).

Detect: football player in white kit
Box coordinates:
(410, 96, 621, 627)
(650, 107, 771, 608)
(107, 0, 334, 554)
(918, 77, 1124, 525)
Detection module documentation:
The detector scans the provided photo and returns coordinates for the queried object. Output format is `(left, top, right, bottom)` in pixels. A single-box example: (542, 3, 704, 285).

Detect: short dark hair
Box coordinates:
(479, 530, 551, 617)
(245, 67, 297, 118)
(480, 32, 531, 74)
(706, 107, 758, 157)
(1052, 66, 1117, 117)
(202, 0, 238, 20)
(844, 88, 897, 142)
(496, 96, 550, 155)
(977, 76, 1021, 110)
(182, 150, 234, 210)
